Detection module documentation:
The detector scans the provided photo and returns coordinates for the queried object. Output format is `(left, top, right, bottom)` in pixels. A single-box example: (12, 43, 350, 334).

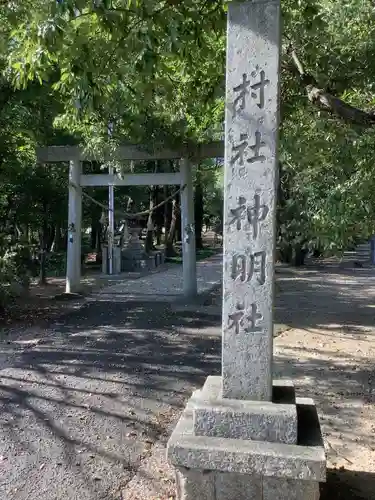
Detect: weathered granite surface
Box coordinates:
(192, 376, 297, 444)
(222, 0, 281, 401)
(175, 468, 321, 500)
(263, 477, 320, 500)
(168, 404, 326, 481)
(168, 393, 325, 498)
(215, 472, 262, 500)
(176, 468, 215, 500)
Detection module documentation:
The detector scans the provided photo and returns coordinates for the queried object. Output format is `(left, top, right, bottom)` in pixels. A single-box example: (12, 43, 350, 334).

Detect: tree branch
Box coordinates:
(290, 49, 375, 126)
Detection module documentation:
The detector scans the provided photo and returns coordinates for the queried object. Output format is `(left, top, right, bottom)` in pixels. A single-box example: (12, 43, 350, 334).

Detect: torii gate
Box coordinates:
(36, 141, 224, 297)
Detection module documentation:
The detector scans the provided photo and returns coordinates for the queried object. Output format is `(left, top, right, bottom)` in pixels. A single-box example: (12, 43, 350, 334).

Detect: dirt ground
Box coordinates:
(275, 265, 375, 499)
(122, 263, 375, 500)
(0, 232, 222, 330)
(0, 265, 176, 331)
(0, 272, 104, 328)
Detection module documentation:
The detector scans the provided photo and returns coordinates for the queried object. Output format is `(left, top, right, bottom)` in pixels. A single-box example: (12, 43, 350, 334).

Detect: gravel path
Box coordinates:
(92, 254, 222, 303)
(274, 265, 375, 500)
(0, 257, 222, 500)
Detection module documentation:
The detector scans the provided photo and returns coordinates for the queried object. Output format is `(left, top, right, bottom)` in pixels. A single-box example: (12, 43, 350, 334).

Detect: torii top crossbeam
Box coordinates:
(36, 141, 224, 163)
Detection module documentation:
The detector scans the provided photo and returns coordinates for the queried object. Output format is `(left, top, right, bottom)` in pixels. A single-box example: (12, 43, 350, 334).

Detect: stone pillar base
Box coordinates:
(176, 468, 320, 500)
(167, 377, 326, 500)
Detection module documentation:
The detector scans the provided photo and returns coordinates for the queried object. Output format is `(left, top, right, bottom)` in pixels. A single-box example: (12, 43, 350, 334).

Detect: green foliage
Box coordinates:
(3, 0, 226, 150)
(280, 0, 375, 252)
(195, 159, 224, 228)
(0, 0, 375, 274)
(0, 243, 31, 310)
(45, 252, 67, 277)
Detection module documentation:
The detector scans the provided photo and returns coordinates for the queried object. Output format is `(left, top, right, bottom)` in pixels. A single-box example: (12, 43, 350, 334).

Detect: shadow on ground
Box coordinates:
(275, 266, 375, 333)
(1, 263, 375, 499)
(321, 468, 375, 499)
(0, 299, 221, 500)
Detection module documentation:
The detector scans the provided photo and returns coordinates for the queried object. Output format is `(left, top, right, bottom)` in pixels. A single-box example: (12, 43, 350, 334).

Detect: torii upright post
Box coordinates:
(66, 158, 82, 294)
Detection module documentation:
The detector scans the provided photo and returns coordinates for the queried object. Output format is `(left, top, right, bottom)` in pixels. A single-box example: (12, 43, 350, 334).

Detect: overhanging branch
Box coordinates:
(290, 49, 375, 126)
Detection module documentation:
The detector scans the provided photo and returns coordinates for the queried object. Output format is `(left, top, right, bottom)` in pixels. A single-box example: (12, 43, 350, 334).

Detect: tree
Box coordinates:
(278, 0, 375, 257)
(194, 160, 223, 248)
(1, 0, 375, 276)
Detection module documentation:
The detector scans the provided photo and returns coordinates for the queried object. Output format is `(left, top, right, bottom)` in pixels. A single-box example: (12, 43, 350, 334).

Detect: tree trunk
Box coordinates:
(166, 198, 179, 257)
(145, 189, 155, 253)
(176, 192, 181, 243)
(91, 218, 97, 250)
(96, 225, 101, 253)
(289, 49, 375, 126)
(194, 171, 204, 250)
(293, 244, 308, 267)
(46, 225, 55, 252)
(91, 215, 102, 252)
(164, 186, 172, 245)
(52, 222, 64, 252)
(152, 186, 163, 247)
(126, 196, 133, 212)
(155, 225, 162, 246)
(279, 244, 293, 264)
(39, 201, 48, 285)
(25, 224, 30, 244)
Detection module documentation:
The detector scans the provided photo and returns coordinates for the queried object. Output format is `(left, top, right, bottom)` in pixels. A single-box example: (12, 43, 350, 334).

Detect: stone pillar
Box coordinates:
(180, 158, 197, 297)
(66, 158, 82, 294)
(221, 0, 280, 402)
(167, 2, 326, 499)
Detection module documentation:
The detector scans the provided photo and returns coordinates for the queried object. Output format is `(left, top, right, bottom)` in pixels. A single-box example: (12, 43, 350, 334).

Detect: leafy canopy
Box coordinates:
(1, 0, 375, 252)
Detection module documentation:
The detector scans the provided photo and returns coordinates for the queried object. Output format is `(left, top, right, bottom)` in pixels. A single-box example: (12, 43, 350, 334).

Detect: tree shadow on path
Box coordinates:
(0, 299, 221, 500)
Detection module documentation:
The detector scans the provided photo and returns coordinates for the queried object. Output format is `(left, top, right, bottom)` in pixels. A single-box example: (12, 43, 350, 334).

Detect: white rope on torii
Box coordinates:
(69, 181, 187, 219)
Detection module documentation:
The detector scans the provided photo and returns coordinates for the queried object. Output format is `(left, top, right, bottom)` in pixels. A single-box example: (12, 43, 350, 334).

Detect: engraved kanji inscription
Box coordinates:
(230, 134, 248, 167)
(248, 194, 269, 239)
(230, 131, 266, 169)
(233, 73, 251, 117)
(231, 254, 247, 282)
(228, 303, 245, 335)
(229, 194, 269, 238)
(231, 251, 266, 285)
(249, 251, 266, 284)
(244, 303, 263, 333)
(228, 303, 263, 334)
(251, 70, 270, 109)
(247, 130, 266, 164)
(229, 195, 248, 231)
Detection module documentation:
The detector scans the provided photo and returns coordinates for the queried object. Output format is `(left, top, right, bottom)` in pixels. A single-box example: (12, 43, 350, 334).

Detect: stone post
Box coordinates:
(167, 2, 326, 499)
(66, 158, 82, 294)
(180, 158, 197, 297)
(221, 0, 280, 402)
